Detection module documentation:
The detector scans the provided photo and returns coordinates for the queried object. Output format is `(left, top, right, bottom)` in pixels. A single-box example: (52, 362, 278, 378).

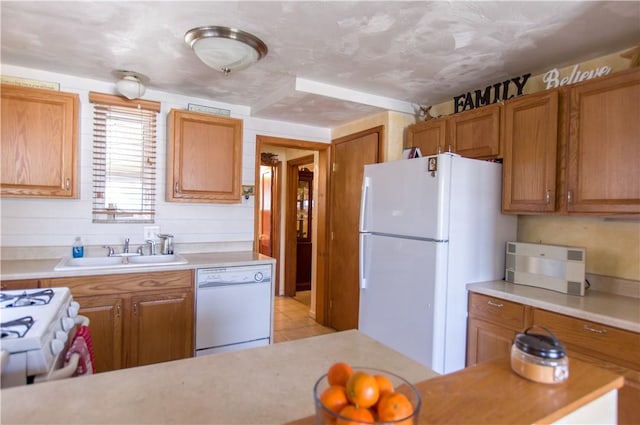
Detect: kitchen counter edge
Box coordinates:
(467, 280, 639, 333)
(0, 251, 275, 281)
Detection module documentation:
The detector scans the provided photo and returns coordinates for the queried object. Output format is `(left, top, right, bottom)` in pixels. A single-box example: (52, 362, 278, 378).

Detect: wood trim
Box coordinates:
(88, 91, 161, 112)
(254, 135, 331, 325)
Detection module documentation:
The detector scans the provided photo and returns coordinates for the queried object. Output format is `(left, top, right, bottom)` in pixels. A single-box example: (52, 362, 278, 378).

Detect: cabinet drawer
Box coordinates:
(47, 270, 193, 296)
(468, 292, 526, 330)
(534, 309, 640, 370)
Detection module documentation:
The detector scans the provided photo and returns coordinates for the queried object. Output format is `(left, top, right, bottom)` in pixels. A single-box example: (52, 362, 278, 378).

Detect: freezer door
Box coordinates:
(360, 155, 452, 240)
(358, 233, 448, 372)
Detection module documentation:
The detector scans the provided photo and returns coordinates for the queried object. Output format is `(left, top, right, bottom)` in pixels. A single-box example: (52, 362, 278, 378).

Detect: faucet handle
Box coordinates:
(103, 245, 115, 256)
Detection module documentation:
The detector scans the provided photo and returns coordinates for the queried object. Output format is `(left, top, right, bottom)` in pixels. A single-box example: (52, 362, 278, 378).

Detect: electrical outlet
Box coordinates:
(143, 226, 160, 240)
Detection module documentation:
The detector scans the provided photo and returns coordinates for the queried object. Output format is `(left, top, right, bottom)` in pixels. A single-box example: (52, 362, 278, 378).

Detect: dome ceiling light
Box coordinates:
(184, 26, 268, 76)
(115, 70, 147, 100)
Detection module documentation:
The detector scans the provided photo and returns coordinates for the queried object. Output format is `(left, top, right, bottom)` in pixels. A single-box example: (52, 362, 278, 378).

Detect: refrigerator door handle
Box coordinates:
(359, 177, 370, 232)
(359, 233, 368, 289)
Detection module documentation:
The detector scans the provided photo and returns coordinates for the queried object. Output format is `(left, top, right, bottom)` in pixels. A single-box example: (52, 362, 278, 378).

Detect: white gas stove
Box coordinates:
(0, 287, 80, 387)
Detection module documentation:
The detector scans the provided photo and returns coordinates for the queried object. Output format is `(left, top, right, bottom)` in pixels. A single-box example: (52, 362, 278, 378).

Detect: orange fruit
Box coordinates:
(345, 371, 380, 408)
(319, 385, 349, 418)
(328, 362, 353, 387)
(337, 404, 375, 425)
(374, 374, 394, 395)
(377, 392, 414, 423)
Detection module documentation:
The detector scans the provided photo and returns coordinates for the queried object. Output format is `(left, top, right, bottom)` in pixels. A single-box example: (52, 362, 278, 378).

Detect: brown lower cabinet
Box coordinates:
(45, 270, 194, 373)
(467, 291, 640, 425)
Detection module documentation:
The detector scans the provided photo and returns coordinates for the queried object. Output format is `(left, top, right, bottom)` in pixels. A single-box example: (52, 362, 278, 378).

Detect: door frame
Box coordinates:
(254, 135, 331, 325)
(258, 160, 282, 292)
(286, 154, 315, 296)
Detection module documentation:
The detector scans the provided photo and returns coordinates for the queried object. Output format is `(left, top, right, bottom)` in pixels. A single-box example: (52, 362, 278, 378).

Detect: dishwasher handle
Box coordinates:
(198, 279, 269, 289)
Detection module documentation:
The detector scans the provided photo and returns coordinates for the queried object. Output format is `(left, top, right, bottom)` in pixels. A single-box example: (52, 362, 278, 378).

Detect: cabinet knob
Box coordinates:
(567, 190, 573, 203)
(546, 189, 551, 204)
(175, 182, 179, 193)
(65, 178, 71, 190)
(116, 304, 121, 318)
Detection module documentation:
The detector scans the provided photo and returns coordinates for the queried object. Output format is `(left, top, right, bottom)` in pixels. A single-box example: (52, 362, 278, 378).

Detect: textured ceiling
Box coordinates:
(2, 1, 639, 128)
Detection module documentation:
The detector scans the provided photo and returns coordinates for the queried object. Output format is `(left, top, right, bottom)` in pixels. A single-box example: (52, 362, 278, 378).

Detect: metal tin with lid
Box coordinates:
(510, 326, 569, 384)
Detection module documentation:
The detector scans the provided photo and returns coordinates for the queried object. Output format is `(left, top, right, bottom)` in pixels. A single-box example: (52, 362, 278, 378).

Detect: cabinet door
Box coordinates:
(567, 68, 640, 215)
(502, 90, 559, 213)
(75, 295, 124, 373)
(449, 104, 501, 159)
(167, 109, 243, 203)
(128, 290, 194, 367)
(406, 119, 447, 156)
(467, 317, 518, 366)
(1, 84, 78, 198)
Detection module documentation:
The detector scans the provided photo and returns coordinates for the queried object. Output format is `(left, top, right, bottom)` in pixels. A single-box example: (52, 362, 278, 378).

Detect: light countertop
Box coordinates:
(2, 330, 623, 425)
(467, 280, 640, 333)
(0, 251, 275, 280)
(0, 330, 437, 424)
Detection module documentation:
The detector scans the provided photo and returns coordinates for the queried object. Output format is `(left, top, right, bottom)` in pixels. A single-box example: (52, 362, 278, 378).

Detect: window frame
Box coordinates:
(89, 92, 161, 223)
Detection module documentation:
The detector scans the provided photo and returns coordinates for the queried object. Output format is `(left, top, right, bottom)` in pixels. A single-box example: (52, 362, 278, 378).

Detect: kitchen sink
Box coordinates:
(54, 254, 188, 271)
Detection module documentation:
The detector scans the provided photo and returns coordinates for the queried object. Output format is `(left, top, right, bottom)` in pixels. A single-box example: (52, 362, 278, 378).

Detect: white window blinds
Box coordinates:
(89, 92, 161, 223)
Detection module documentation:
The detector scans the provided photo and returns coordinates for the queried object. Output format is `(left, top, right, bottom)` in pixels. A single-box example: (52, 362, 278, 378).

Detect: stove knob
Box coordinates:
(67, 301, 80, 317)
(50, 339, 65, 356)
(61, 317, 75, 331)
(55, 330, 68, 342)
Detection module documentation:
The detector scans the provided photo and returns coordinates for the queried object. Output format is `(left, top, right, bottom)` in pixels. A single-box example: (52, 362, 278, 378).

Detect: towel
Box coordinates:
(65, 325, 96, 376)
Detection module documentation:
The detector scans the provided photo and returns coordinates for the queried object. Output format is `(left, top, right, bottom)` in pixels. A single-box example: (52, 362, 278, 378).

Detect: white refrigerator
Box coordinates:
(358, 153, 517, 374)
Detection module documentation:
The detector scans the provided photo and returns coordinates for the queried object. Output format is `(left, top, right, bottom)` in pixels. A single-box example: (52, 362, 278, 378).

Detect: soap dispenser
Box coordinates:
(72, 237, 84, 258)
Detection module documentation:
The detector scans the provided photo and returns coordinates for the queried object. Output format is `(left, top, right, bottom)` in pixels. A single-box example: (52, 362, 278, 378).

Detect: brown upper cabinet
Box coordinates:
(502, 90, 559, 213)
(502, 68, 640, 216)
(166, 109, 243, 203)
(406, 103, 501, 159)
(406, 118, 447, 157)
(449, 103, 501, 159)
(1, 84, 79, 198)
(565, 67, 640, 215)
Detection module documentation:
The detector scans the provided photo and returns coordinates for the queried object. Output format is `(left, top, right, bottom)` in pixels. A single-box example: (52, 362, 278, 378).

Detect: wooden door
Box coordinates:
(466, 317, 518, 366)
(566, 68, 640, 215)
(75, 295, 124, 373)
(0, 279, 41, 290)
(502, 90, 559, 213)
(328, 127, 381, 330)
(128, 290, 194, 367)
(406, 119, 447, 156)
(450, 104, 501, 159)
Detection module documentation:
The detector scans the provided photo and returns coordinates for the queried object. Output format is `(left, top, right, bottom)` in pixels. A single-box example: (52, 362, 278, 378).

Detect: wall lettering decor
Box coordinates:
(453, 73, 531, 113)
(542, 64, 612, 89)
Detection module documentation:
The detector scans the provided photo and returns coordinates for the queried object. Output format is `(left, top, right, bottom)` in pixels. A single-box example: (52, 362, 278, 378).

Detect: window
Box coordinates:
(89, 92, 161, 223)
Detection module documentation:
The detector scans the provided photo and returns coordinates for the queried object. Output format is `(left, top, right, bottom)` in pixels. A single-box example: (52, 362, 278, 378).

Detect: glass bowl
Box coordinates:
(313, 367, 422, 424)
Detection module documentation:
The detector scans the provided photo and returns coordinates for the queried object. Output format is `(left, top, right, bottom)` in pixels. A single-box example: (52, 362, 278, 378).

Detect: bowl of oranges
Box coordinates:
(313, 362, 422, 424)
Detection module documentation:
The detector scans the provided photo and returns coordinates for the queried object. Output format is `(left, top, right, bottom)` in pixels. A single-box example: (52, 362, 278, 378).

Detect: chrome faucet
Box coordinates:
(145, 239, 156, 256)
(123, 238, 130, 253)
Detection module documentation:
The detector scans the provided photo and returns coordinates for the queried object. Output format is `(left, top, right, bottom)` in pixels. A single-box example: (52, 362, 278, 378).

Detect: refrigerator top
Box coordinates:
(360, 153, 454, 240)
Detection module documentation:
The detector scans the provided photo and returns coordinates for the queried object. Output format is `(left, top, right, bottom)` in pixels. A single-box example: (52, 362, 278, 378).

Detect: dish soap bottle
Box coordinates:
(72, 237, 84, 258)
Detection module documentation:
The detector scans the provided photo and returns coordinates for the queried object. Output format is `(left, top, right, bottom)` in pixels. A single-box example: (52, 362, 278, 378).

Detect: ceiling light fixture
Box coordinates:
(184, 26, 268, 76)
(115, 71, 146, 100)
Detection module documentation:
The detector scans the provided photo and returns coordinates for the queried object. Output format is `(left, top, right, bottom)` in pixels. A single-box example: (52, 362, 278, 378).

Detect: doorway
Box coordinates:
(254, 135, 331, 326)
(289, 156, 314, 293)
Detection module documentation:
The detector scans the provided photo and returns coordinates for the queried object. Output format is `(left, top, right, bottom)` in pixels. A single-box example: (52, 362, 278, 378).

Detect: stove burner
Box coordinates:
(0, 289, 54, 308)
(0, 316, 34, 338)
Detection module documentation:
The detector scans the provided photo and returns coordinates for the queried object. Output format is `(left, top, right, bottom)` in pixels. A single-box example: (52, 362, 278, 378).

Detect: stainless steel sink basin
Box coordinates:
(126, 254, 187, 265)
(54, 254, 188, 271)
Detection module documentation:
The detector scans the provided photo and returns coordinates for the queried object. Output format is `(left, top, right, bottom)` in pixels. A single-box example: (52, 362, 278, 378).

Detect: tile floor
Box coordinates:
(273, 291, 336, 343)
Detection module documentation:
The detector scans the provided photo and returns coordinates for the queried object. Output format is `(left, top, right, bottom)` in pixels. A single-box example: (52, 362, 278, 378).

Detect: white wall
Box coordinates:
(0, 65, 331, 259)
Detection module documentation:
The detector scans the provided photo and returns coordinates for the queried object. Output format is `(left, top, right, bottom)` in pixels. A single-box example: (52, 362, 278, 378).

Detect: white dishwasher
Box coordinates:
(195, 264, 273, 356)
